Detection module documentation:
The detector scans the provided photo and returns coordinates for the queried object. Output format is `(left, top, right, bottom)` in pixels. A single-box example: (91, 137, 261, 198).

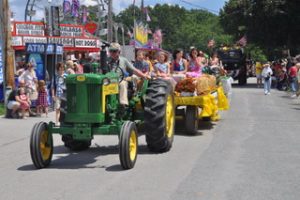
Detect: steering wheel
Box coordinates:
(114, 66, 125, 83)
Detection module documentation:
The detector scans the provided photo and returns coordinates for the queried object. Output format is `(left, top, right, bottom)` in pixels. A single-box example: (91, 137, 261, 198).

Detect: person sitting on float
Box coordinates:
(186, 47, 203, 78)
(132, 50, 152, 90)
(171, 48, 188, 82)
(153, 51, 177, 88)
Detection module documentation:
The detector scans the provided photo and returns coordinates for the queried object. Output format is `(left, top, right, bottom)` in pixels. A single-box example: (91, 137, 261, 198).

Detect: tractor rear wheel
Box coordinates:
(185, 106, 199, 135)
(144, 79, 175, 152)
(30, 122, 53, 169)
(62, 135, 91, 151)
(119, 121, 138, 169)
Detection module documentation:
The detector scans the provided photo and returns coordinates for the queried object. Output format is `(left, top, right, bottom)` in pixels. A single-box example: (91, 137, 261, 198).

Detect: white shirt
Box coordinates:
(261, 67, 273, 78)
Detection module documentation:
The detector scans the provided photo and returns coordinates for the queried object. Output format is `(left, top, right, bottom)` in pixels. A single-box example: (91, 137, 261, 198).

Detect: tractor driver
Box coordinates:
(107, 43, 150, 107)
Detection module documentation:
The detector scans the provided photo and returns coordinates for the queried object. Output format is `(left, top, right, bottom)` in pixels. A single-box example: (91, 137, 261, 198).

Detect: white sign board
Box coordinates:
(23, 37, 47, 45)
(15, 23, 44, 36)
(75, 39, 97, 48)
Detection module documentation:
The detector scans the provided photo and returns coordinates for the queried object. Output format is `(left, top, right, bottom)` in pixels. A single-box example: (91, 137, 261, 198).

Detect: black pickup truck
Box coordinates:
(217, 48, 247, 85)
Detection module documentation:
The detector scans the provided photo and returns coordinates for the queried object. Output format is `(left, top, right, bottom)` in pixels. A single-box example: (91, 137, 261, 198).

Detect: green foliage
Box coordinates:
(220, 0, 300, 58)
(113, 4, 233, 53)
(245, 44, 267, 62)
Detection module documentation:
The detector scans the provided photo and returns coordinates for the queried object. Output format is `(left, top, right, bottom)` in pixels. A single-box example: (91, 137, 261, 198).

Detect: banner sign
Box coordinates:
(134, 21, 148, 46)
(0, 43, 3, 84)
(75, 38, 97, 48)
(60, 24, 83, 37)
(26, 43, 46, 54)
(23, 37, 47, 45)
(15, 22, 44, 36)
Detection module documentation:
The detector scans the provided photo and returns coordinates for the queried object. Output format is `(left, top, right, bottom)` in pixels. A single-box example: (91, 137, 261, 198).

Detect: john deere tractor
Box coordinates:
(30, 43, 175, 170)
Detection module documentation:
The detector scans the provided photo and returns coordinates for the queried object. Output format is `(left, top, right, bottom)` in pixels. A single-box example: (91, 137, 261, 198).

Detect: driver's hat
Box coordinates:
(109, 43, 121, 51)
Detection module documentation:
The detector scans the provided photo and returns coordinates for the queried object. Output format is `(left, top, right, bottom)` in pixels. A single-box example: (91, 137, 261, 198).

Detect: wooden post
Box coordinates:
(2, 0, 15, 89)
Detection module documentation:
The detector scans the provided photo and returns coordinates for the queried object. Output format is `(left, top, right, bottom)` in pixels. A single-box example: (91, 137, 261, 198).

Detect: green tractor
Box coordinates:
(30, 44, 175, 170)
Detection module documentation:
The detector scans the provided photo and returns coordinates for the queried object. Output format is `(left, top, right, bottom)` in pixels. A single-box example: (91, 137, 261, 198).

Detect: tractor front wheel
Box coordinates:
(30, 122, 53, 169)
(119, 121, 138, 169)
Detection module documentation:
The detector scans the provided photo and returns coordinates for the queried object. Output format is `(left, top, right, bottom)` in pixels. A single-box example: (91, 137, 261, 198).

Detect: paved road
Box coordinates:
(1, 79, 300, 200)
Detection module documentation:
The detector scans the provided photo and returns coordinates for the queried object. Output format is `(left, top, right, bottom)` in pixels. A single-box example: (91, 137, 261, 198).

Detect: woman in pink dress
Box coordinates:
(186, 47, 203, 78)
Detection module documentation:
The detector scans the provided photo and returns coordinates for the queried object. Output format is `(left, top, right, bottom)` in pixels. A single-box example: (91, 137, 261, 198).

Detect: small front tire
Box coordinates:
(30, 122, 53, 169)
(119, 121, 138, 169)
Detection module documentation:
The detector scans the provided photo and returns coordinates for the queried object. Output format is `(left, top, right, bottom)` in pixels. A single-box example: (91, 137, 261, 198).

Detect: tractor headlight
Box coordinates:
(103, 78, 110, 86)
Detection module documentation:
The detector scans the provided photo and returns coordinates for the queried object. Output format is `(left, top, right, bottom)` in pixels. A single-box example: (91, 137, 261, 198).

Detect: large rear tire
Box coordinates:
(144, 79, 175, 152)
(119, 121, 138, 169)
(185, 106, 199, 135)
(30, 122, 53, 169)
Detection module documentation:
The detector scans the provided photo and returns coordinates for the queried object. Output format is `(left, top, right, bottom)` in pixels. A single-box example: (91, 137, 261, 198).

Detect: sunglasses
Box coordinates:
(109, 50, 119, 53)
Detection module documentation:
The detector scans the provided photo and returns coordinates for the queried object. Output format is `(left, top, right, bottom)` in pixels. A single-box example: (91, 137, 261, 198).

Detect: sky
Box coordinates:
(9, 0, 228, 21)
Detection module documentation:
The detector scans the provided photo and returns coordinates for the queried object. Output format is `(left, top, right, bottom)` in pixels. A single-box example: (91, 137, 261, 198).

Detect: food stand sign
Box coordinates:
(60, 25, 84, 37)
(75, 38, 97, 48)
(15, 22, 45, 36)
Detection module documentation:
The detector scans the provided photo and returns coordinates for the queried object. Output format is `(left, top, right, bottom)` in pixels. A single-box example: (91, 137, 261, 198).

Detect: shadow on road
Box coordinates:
(232, 83, 260, 89)
(17, 144, 152, 172)
(175, 119, 216, 136)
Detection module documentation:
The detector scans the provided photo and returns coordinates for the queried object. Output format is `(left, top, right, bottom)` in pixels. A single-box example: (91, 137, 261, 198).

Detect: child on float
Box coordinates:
(36, 80, 49, 117)
(132, 50, 151, 90)
(153, 51, 177, 88)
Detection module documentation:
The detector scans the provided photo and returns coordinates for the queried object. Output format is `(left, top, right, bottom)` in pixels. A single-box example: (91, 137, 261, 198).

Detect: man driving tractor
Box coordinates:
(107, 43, 150, 107)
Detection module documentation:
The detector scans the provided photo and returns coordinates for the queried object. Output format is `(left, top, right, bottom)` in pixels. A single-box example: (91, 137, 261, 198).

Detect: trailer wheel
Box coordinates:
(30, 122, 53, 169)
(144, 79, 175, 152)
(185, 106, 199, 135)
(119, 121, 138, 169)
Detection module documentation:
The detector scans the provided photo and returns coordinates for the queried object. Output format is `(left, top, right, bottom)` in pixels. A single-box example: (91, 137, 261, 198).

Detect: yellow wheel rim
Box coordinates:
(166, 95, 175, 138)
(129, 130, 137, 161)
(40, 130, 51, 161)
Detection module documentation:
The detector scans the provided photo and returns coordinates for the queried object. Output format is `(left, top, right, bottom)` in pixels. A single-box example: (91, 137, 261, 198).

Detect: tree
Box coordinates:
(220, 0, 300, 58)
(114, 4, 233, 53)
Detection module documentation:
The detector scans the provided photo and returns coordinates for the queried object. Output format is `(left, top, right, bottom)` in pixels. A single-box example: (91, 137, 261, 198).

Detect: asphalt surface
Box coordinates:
(0, 78, 300, 200)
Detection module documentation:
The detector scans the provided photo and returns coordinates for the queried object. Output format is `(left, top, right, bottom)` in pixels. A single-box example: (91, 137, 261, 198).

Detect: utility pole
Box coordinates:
(1, 0, 15, 91)
(107, 0, 113, 43)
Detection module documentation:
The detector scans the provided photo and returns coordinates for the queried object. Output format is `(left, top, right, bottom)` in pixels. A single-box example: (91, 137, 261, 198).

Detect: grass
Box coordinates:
(0, 103, 4, 116)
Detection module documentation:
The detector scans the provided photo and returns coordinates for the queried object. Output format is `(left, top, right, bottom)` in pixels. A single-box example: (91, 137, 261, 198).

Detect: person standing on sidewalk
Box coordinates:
(255, 61, 263, 88)
(51, 62, 66, 126)
(261, 62, 273, 95)
(288, 62, 299, 98)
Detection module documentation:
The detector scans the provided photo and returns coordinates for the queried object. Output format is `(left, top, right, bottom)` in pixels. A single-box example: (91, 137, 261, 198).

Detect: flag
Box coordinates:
(82, 6, 87, 24)
(237, 35, 247, 47)
(63, 0, 71, 14)
(71, 0, 80, 17)
(127, 29, 133, 38)
(145, 9, 151, 22)
(207, 39, 215, 48)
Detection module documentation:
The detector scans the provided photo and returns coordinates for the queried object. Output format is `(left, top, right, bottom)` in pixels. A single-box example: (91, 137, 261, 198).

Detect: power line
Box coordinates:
(179, 0, 219, 14)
